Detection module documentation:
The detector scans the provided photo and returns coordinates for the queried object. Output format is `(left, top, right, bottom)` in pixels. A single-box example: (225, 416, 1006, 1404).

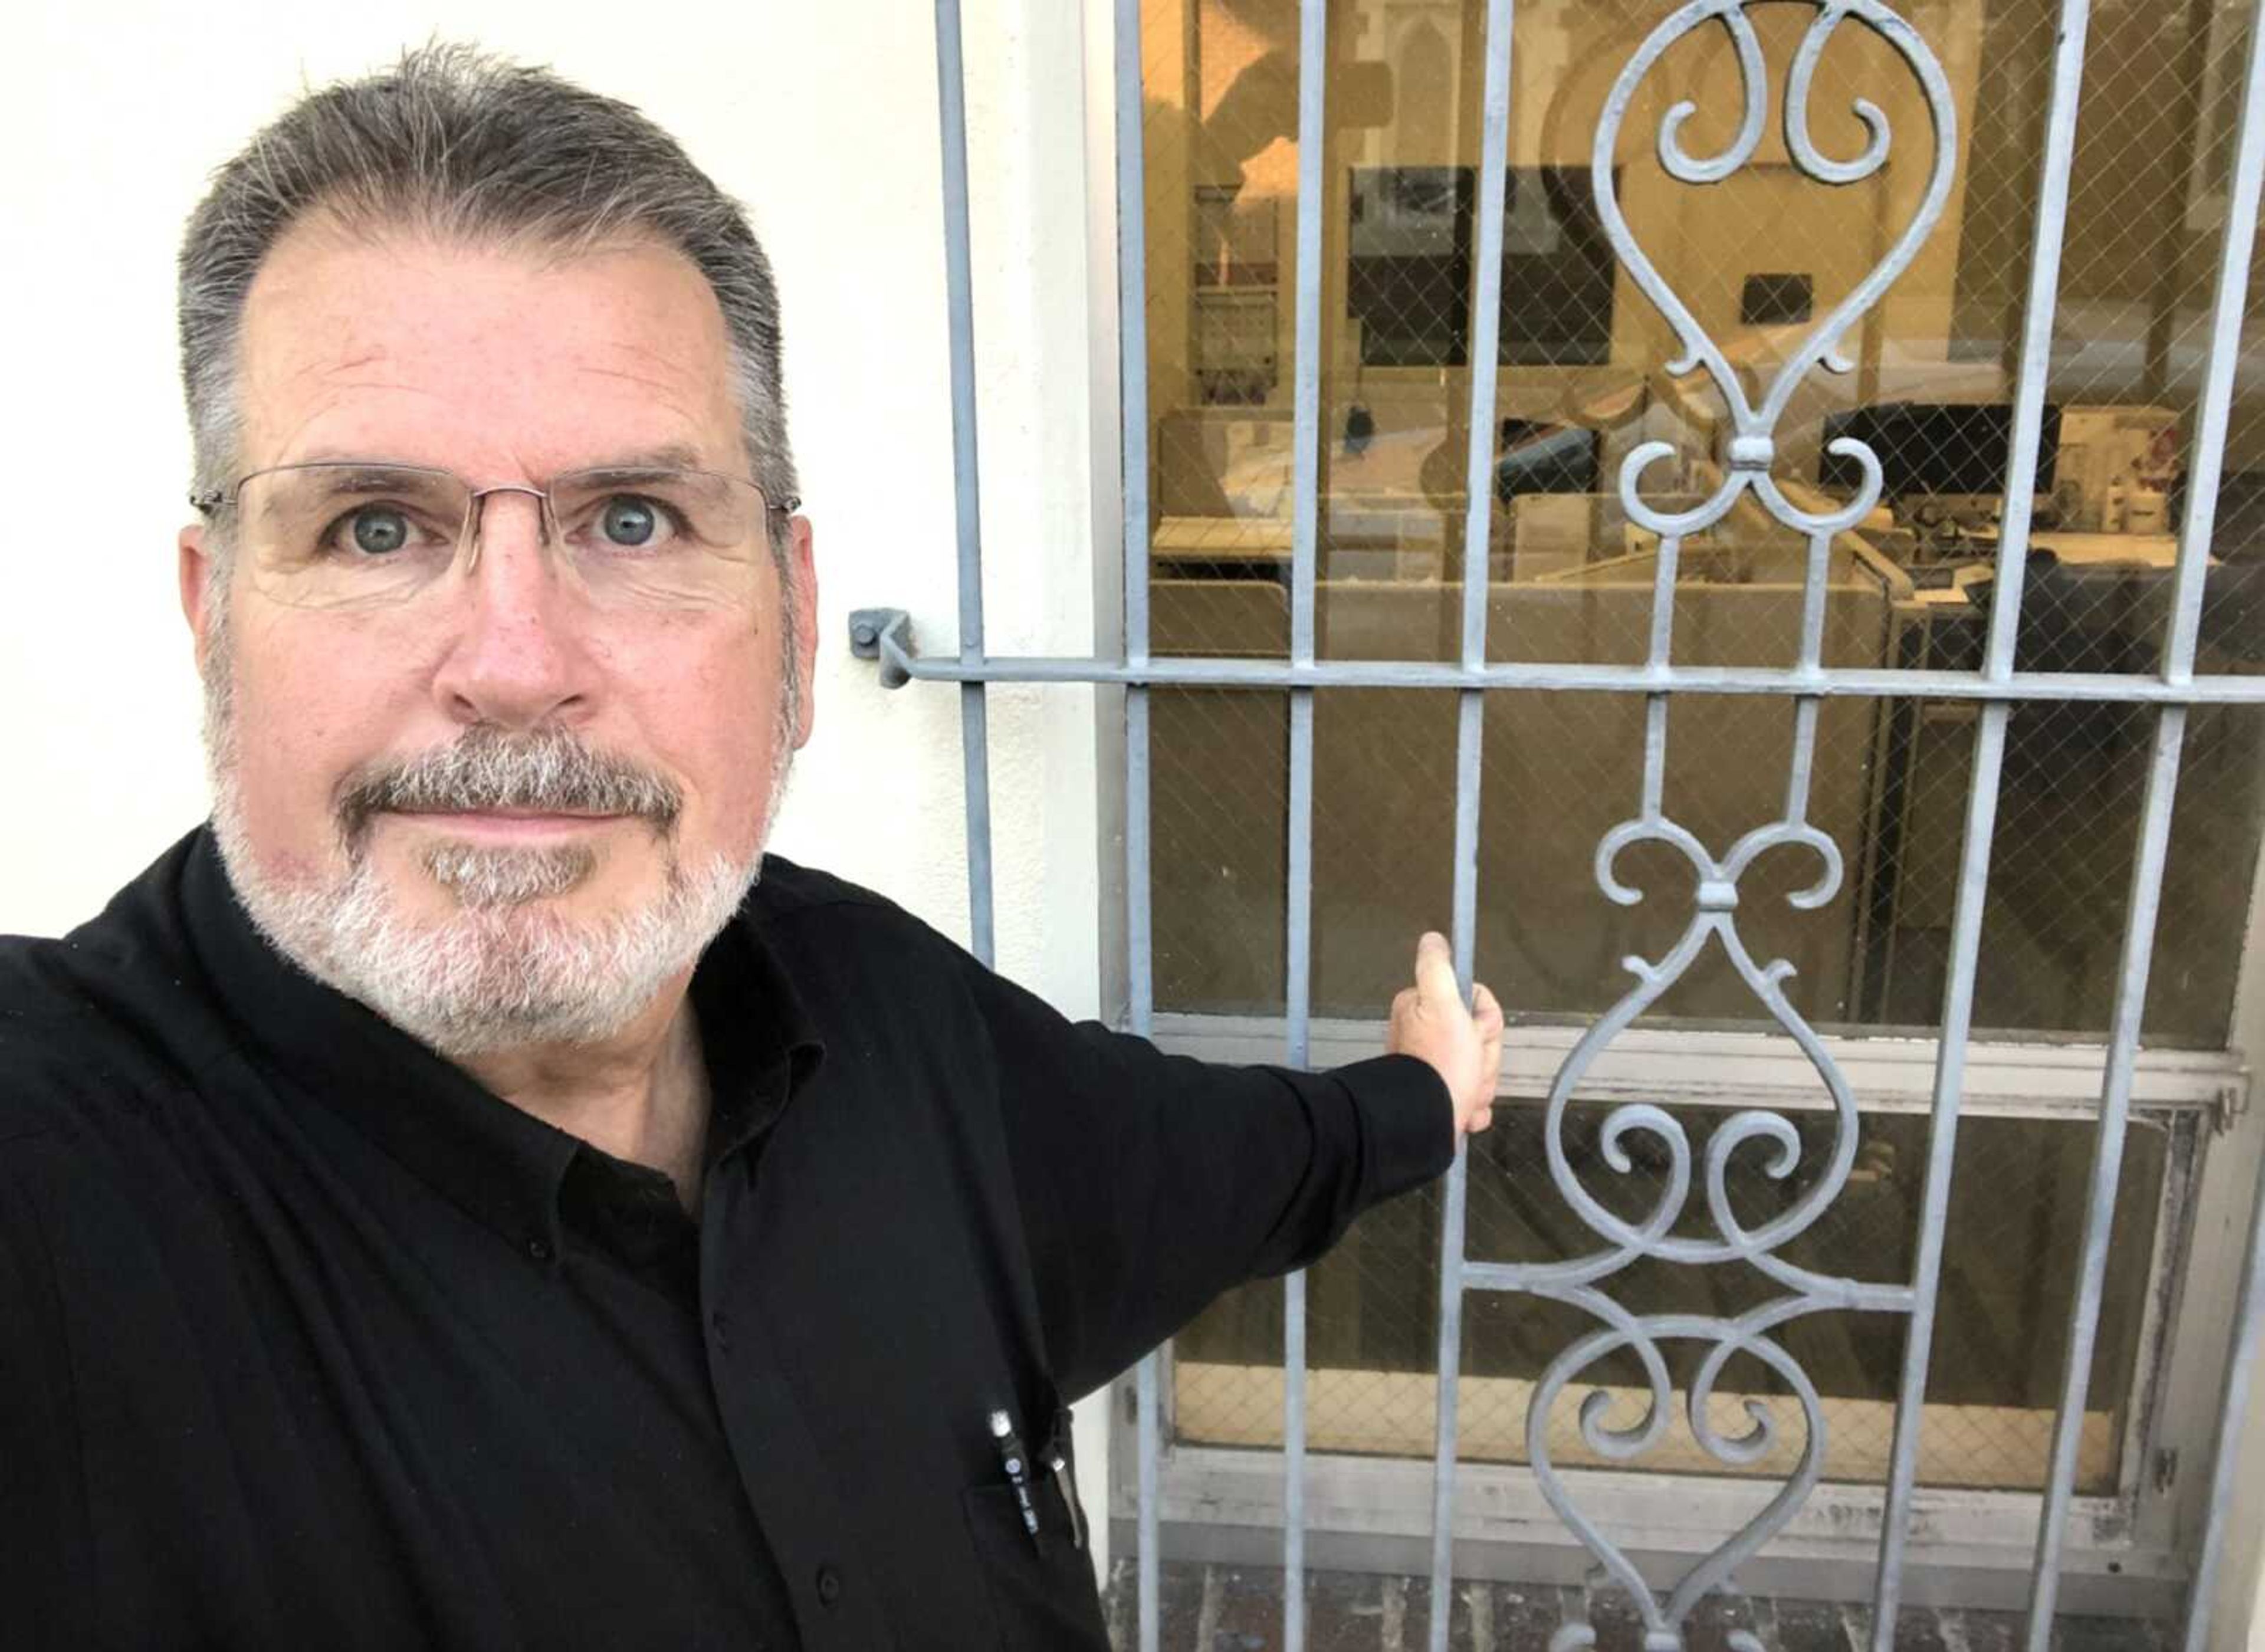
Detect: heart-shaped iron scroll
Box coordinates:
(1474, 3, 1955, 1646)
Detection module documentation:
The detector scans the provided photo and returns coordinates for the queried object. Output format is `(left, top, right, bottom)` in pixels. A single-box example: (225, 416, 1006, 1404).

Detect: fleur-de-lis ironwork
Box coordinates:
(1499, 5, 1958, 1647)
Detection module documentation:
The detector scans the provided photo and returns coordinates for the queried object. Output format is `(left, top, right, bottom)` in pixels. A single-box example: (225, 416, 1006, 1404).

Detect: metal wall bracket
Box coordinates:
(2212, 1080, 2252, 1137)
(848, 608, 914, 689)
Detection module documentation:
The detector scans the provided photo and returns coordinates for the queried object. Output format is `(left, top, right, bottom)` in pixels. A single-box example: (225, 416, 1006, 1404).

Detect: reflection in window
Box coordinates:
(1346, 166, 1616, 367)
(1137, 0, 2265, 1047)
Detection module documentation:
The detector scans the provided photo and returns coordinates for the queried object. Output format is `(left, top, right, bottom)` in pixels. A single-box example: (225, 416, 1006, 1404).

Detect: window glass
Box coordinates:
(1137, 0, 2265, 1046)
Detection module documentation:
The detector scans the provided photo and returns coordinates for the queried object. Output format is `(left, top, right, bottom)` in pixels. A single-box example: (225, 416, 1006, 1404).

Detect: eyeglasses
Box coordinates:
(191, 461, 800, 612)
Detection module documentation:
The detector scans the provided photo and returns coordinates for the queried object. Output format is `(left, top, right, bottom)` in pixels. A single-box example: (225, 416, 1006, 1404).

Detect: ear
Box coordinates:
(179, 523, 218, 673)
(786, 513, 819, 749)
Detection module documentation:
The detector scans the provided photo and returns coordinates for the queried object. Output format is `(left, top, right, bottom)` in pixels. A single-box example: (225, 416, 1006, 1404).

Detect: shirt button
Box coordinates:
(816, 1564, 843, 1606)
(525, 1235, 554, 1264)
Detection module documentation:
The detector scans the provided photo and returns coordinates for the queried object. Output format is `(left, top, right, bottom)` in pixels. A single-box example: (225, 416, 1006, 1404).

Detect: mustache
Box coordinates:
(335, 726, 683, 839)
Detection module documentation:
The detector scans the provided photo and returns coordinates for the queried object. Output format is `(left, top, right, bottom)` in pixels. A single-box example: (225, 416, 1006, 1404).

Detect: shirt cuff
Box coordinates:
(1334, 1052, 1458, 1200)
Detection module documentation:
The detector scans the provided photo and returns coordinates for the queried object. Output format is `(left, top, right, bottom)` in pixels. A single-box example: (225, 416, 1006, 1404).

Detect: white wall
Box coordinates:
(2, 0, 1109, 1576)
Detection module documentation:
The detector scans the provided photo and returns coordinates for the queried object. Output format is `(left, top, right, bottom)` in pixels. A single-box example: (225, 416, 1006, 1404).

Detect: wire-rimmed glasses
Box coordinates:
(191, 459, 798, 612)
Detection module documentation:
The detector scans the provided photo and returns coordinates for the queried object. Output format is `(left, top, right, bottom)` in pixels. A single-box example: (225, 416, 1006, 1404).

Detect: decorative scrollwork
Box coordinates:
(1528, 1295, 1833, 1652)
(1486, 4, 1955, 1645)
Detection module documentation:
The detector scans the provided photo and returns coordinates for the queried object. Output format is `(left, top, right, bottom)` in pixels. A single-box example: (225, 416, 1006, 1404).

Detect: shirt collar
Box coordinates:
(179, 827, 825, 1257)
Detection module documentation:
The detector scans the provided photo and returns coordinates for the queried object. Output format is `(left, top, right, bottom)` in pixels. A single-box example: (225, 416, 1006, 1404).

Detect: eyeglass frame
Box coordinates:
(188, 457, 802, 585)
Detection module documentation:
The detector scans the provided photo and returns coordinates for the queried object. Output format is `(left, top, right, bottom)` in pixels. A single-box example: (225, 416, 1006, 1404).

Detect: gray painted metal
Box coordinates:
(1430, 1, 1517, 1645)
(1446, 7, 1958, 1641)
(854, 617, 2265, 702)
(1110, 0, 1159, 1640)
(2169, 0, 2265, 690)
(2185, 1148, 2265, 1652)
(2177, 18, 2265, 1646)
(929, 0, 994, 967)
(1286, 0, 1325, 670)
(2023, 711, 2190, 1647)
(1281, 5, 1329, 1640)
(1869, 0, 2092, 1637)
(858, 1, 2265, 1647)
(2029, 2, 2265, 1641)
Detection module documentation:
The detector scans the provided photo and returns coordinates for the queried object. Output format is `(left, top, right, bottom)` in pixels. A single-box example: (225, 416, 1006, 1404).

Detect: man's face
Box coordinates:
(182, 219, 817, 1053)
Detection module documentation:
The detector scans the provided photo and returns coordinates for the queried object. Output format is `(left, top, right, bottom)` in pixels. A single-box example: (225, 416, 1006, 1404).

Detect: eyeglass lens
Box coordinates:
(233, 464, 770, 611)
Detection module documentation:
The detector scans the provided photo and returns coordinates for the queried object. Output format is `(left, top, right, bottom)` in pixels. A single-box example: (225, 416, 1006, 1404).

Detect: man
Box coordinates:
(0, 45, 1504, 1650)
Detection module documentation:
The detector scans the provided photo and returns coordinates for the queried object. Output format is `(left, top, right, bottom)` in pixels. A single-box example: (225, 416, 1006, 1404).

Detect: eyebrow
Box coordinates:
(563, 446, 720, 484)
(303, 465, 456, 495)
(585, 444, 710, 474)
(284, 444, 718, 479)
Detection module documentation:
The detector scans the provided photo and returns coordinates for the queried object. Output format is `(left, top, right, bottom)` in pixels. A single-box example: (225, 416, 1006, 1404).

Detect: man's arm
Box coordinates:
(969, 932, 1503, 1400)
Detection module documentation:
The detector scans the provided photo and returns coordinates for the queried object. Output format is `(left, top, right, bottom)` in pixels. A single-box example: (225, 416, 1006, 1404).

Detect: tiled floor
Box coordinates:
(1101, 1562, 2175, 1651)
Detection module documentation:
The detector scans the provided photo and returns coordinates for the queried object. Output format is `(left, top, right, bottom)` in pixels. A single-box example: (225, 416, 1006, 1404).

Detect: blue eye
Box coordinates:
(350, 508, 411, 555)
(600, 497, 658, 547)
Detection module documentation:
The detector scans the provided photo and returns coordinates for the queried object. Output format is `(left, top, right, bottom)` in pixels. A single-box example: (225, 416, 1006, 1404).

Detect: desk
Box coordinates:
(1151, 508, 1447, 582)
(2025, 531, 2182, 568)
(1151, 516, 1292, 561)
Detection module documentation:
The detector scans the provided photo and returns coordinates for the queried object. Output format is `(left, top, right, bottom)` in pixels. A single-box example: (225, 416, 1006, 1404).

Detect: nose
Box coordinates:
(428, 485, 594, 731)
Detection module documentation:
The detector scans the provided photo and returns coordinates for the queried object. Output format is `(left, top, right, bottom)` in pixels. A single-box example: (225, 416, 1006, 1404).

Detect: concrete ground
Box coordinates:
(1100, 1562, 2175, 1651)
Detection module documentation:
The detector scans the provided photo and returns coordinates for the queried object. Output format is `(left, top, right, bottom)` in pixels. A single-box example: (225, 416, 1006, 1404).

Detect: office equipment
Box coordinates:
(2056, 405, 2181, 530)
(1820, 402, 2062, 503)
(1346, 166, 1617, 367)
(1741, 272, 1815, 324)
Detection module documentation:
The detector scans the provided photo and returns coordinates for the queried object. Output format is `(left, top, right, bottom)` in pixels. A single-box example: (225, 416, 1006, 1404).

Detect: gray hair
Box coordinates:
(179, 41, 799, 528)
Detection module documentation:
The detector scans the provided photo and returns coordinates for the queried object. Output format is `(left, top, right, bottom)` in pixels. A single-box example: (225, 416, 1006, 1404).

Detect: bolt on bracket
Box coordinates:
(847, 607, 914, 689)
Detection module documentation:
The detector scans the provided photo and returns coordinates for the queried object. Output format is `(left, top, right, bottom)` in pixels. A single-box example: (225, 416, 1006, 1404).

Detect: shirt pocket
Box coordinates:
(957, 1415, 1108, 1651)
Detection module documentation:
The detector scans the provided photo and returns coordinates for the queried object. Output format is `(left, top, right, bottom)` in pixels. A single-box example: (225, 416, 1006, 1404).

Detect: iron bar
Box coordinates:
(1866, 701, 2011, 1637)
(1430, 2, 1517, 1643)
(1135, 1343, 1159, 1652)
(1873, 2, 2093, 1631)
(1428, 705, 1478, 1652)
(931, 0, 995, 965)
(863, 628, 2265, 703)
(2026, 8, 2265, 1637)
(1287, 0, 1324, 669)
(1459, 0, 1516, 679)
(1112, 0, 1158, 1641)
(2023, 708, 2190, 1646)
(1979, 0, 2094, 682)
(1129, 690, 1159, 1652)
(2181, 1146, 2265, 1652)
(1279, 2, 1329, 1634)
(1114, 0, 1151, 681)
(2165, 0, 2265, 684)
(1284, 688, 1314, 1650)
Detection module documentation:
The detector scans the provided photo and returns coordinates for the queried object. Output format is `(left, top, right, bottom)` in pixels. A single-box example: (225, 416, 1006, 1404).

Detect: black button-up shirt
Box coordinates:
(0, 830, 1453, 1650)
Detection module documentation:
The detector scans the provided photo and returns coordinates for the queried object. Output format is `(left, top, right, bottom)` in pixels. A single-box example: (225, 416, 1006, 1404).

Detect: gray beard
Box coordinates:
(201, 652, 793, 1061)
(212, 818, 760, 1059)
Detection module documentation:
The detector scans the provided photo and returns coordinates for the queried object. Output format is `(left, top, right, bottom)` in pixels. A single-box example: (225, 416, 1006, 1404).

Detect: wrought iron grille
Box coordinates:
(851, 0, 2265, 1647)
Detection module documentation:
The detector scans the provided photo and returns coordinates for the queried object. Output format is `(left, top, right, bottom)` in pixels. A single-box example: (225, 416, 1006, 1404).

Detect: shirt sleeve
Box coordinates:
(961, 960, 1456, 1402)
(0, 1136, 88, 1644)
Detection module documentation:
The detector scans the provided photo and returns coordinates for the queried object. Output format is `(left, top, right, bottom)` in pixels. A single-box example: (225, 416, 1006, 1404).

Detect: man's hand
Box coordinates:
(1387, 932, 1504, 1135)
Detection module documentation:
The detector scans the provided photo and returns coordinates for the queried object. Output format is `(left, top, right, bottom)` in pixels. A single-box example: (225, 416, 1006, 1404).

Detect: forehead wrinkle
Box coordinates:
(239, 229, 744, 477)
(313, 346, 390, 378)
(578, 361, 706, 398)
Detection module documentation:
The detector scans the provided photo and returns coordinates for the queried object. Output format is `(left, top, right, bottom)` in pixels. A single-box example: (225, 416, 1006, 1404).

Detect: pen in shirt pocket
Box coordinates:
(1047, 1444, 1086, 1552)
(988, 1407, 1042, 1547)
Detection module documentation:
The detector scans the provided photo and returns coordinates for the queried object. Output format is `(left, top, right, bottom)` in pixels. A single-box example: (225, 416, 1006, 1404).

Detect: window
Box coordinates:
(1124, 0, 2265, 1630)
